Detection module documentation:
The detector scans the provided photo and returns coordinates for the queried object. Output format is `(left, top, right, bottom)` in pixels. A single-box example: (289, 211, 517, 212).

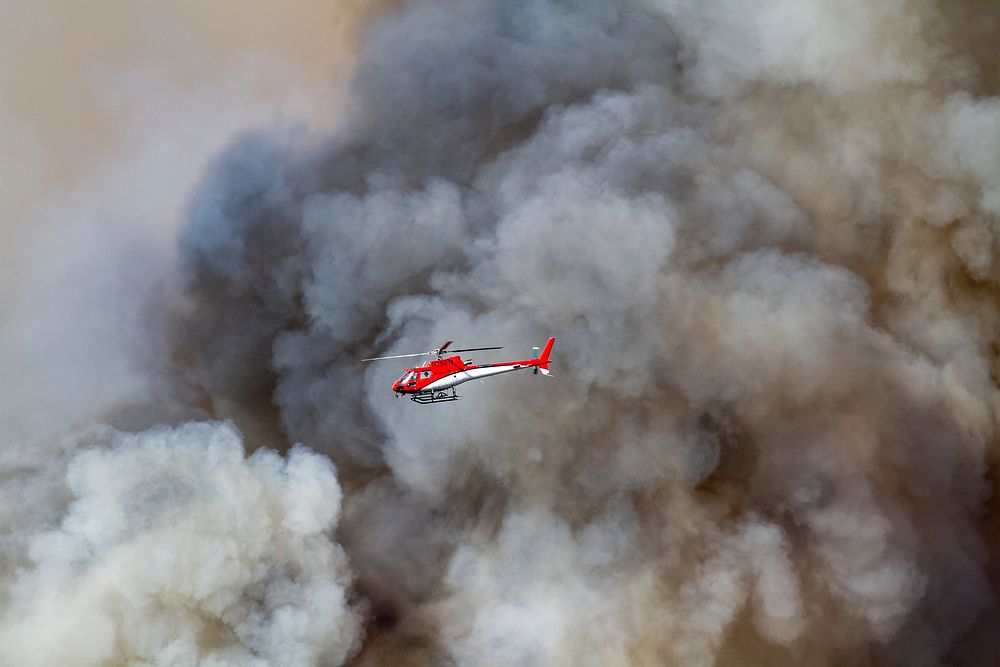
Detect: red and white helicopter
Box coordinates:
(363, 337, 555, 404)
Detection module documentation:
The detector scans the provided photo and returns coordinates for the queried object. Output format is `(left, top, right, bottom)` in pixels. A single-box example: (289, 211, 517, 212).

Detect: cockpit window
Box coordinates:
(422, 370, 432, 379)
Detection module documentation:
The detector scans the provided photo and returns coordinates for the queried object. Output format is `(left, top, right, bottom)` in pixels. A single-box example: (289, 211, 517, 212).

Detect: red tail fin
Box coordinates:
(538, 337, 555, 368)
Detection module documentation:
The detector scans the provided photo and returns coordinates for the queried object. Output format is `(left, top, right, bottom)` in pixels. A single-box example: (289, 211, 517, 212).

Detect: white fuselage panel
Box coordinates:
(424, 364, 527, 391)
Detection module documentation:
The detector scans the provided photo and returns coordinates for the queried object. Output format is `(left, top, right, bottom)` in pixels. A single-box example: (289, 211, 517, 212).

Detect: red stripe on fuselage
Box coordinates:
(391, 354, 542, 394)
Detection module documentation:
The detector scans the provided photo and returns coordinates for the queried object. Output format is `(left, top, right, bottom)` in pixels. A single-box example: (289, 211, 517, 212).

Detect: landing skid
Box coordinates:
(410, 388, 460, 404)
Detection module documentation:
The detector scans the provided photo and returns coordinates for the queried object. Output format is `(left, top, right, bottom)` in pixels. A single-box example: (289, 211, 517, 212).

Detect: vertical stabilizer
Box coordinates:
(534, 337, 555, 376)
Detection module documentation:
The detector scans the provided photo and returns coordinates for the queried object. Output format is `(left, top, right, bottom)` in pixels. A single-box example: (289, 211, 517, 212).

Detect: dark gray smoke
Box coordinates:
(5, 0, 1000, 665)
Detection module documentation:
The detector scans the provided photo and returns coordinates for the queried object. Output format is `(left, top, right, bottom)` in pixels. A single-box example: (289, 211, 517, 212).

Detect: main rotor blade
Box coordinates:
(361, 344, 502, 361)
(361, 351, 434, 362)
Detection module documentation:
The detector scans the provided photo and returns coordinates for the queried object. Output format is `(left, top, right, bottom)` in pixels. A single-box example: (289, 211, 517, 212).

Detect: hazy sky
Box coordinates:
(0, 0, 370, 280)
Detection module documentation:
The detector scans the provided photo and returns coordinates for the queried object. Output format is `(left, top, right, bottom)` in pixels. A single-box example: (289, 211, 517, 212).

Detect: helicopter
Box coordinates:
(363, 337, 555, 404)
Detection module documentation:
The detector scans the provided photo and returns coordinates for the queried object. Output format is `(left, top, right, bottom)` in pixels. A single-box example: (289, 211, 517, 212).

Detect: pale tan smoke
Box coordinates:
(5, 1, 1000, 666)
(0, 0, 370, 272)
(0, 2, 377, 664)
(0, 0, 378, 445)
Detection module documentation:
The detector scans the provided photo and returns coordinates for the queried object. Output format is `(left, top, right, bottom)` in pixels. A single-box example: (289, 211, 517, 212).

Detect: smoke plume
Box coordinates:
(5, 0, 1000, 665)
(0, 422, 360, 666)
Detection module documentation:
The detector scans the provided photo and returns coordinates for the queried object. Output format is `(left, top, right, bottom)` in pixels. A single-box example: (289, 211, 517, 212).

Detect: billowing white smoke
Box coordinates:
(0, 422, 361, 666)
(6, 0, 1000, 665)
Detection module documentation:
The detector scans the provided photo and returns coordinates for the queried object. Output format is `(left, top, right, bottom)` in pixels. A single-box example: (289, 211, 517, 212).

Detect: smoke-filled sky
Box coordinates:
(4, 1, 1000, 665)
